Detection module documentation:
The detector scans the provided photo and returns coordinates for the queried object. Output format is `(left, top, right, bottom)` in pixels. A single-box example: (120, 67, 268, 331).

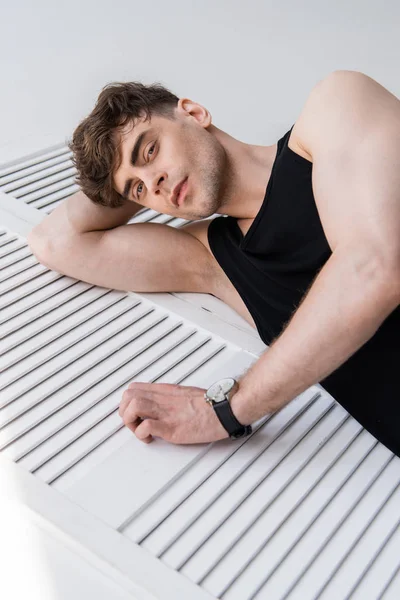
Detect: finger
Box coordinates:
(125, 417, 143, 434)
(134, 418, 166, 443)
(118, 396, 130, 417)
(121, 398, 158, 435)
(120, 391, 160, 420)
(134, 418, 153, 443)
(119, 387, 137, 417)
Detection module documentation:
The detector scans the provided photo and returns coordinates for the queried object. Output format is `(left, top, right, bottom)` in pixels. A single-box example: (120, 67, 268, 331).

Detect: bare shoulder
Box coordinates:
(288, 70, 360, 163)
(287, 123, 313, 163)
(291, 70, 400, 161)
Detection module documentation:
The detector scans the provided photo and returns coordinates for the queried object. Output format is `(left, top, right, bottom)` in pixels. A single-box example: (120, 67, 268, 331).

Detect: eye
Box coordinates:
(147, 142, 156, 159)
(135, 142, 156, 199)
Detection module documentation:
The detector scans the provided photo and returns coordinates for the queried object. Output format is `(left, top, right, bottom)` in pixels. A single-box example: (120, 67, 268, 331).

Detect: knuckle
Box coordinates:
(169, 430, 180, 445)
(122, 389, 132, 403)
(125, 393, 140, 409)
(122, 411, 134, 425)
(131, 397, 145, 412)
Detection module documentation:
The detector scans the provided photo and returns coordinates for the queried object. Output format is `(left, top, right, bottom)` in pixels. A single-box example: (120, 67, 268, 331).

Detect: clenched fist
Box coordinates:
(119, 381, 229, 444)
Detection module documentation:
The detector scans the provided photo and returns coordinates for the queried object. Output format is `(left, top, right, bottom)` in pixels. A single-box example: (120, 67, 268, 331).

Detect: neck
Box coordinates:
(210, 124, 278, 220)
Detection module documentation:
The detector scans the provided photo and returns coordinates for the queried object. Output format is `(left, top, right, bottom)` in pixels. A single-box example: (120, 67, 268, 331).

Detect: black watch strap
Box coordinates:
(213, 398, 252, 439)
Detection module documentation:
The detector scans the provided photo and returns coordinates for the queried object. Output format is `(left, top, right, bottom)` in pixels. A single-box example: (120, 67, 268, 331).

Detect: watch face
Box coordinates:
(206, 377, 236, 403)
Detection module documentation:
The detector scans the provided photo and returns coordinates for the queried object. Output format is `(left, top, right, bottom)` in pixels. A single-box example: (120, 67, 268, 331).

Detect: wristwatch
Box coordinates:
(204, 377, 252, 439)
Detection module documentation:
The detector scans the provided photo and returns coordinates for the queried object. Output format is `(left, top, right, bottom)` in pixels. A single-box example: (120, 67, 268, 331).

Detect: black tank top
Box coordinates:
(208, 124, 331, 345)
(207, 124, 400, 457)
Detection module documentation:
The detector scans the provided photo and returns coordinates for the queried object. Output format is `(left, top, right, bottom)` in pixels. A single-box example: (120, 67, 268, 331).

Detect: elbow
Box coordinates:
(339, 242, 400, 312)
(370, 261, 400, 314)
(375, 249, 400, 308)
(26, 228, 53, 268)
(386, 264, 400, 308)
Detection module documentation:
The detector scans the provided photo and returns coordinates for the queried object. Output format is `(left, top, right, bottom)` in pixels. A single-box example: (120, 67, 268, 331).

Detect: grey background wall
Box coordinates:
(1, 0, 399, 164)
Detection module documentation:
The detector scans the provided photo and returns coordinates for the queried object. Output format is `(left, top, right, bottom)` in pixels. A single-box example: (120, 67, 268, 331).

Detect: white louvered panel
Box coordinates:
(125, 206, 190, 228)
(0, 253, 45, 284)
(61, 348, 258, 502)
(142, 211, 177, 225)
(0, 152, 72, 189)
(64, 376, 400, 600)
(0, 244, 32, 266)
(1, 266, 63, 300)
(2, 319, 224, 469)
(0, 146, 71, 182)
(0, 225, 259, 510)
(14, 173, 77, 204)
(0, 294, 141, 385)
(252, 450, 398, 600)
(1, 188, 400, 600)
(119, 391, 337, 544)
(0, 147, 78, 213)
(381, 568, 400, 600)
(0, 159, 74, 195)
(146, 213, 196, 228)
(0, 234, 28, 259)
(112, 395, 399, 600)
(165, 216, 192, 228)
(350, 522, 400, 600)
(28, 183, 79, 211)
(180, 435, 369, 598)
(178, 410, 359, 584)
(0, 287, 123, 361)
(0, 231, 19, 248)
(314, 491, 400, 600)
(126, 207, 190, 228)
(0, 272, 87, 329)
(131, 389, 326, 555)
(171, 290, 262, 339)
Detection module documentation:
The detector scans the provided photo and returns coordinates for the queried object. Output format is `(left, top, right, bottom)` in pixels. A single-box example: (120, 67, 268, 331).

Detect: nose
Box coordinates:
(147, 172, 178, 209)
(147, 171, 167, 197)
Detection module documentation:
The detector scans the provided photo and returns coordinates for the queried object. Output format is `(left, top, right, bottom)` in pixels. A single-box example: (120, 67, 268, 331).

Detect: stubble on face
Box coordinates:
(180, 123, 231, 220)
(112, 113, 231, 221)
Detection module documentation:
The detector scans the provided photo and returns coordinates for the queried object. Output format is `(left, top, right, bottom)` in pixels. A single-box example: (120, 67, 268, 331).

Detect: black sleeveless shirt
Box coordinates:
(207, 125, 400, 457)
(208, 125, 331, 344)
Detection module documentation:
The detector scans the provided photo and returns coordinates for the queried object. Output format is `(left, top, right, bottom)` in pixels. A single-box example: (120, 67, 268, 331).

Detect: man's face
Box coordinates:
(112, 100, 228, 220)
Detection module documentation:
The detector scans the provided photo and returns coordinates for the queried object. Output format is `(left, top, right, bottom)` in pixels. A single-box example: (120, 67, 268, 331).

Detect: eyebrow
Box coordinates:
(121, 128, 153, 200)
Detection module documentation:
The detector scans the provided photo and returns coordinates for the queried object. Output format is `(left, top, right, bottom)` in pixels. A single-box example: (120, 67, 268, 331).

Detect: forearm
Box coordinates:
(28, 190, 142, 240)
(231, 246, 400, 425)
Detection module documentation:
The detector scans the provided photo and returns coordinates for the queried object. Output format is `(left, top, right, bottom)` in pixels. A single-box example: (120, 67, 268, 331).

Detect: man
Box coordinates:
(27, 70, 400, 454)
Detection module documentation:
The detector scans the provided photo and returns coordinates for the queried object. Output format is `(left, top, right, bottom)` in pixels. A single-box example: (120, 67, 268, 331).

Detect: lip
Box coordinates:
(172, 177, 188, 207)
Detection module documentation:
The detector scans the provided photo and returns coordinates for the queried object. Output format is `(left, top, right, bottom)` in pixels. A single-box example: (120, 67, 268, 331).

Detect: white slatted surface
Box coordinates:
(0, 227, 258, 490)
(0, 146, 78, 212)
(1, 153, 399, 600)
(116, 396, 400, 600)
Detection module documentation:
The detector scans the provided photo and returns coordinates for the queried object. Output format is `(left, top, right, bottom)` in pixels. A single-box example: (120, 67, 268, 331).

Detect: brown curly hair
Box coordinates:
(68, 81, 179, 208)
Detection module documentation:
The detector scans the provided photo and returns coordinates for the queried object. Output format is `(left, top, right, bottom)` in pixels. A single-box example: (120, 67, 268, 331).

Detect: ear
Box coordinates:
(177, 98, 212, 127)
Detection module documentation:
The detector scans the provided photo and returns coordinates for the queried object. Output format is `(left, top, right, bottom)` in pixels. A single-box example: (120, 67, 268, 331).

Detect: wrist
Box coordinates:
(230, 380, 252, 426)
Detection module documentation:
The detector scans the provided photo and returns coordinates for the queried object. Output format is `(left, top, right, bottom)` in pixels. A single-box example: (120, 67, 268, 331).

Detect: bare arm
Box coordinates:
(26, 190, 214, 295)
(231, 71, 400, 424)
(230, 245, 399, 424)
(26, 189, 142, 278)
(27, 189, 143, 243)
